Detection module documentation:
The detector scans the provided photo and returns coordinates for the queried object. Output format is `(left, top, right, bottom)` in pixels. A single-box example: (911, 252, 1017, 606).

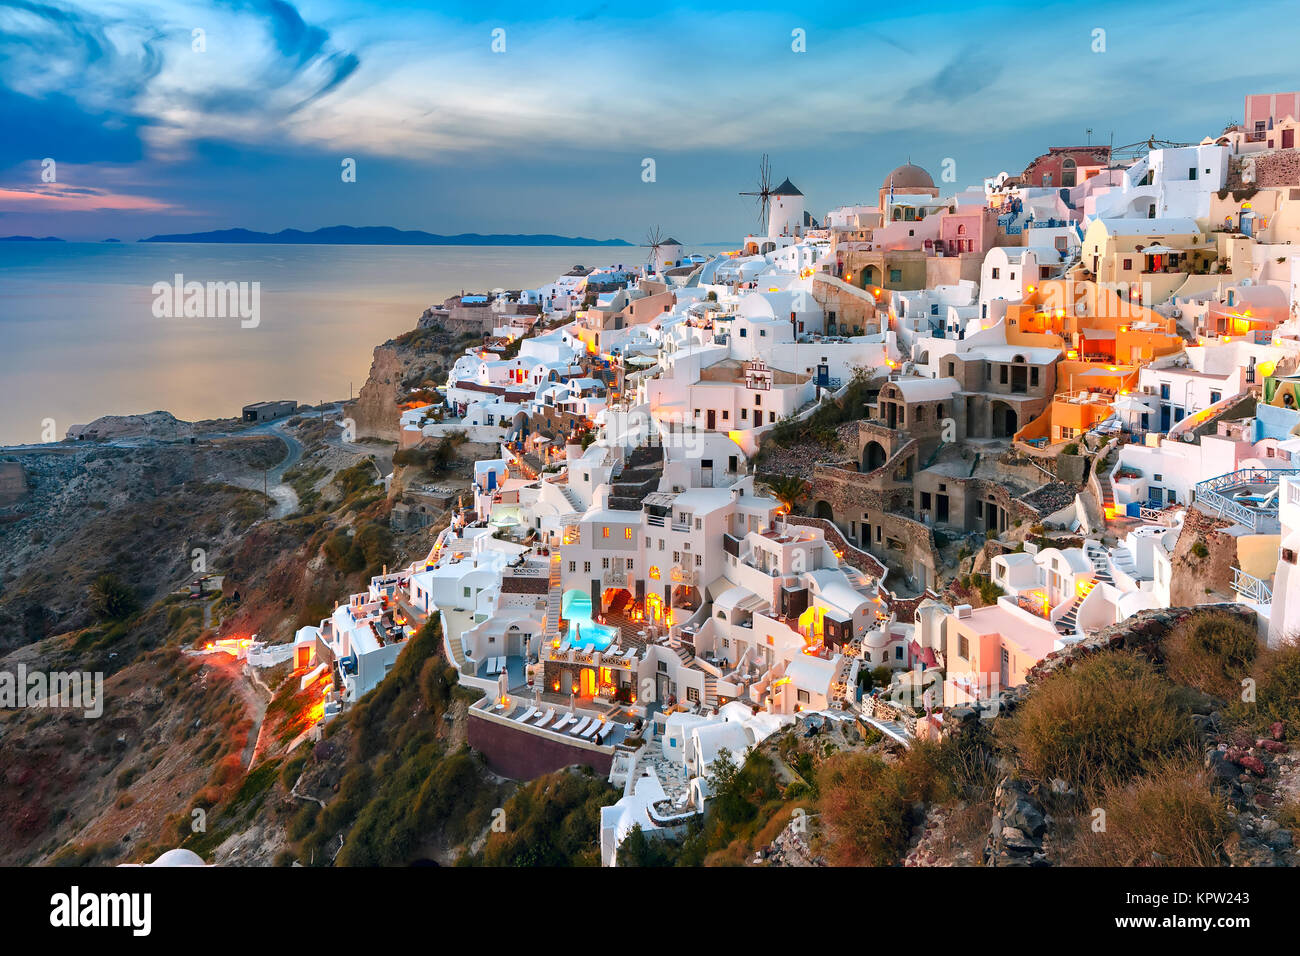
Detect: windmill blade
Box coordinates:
(739, 153, 774, 229)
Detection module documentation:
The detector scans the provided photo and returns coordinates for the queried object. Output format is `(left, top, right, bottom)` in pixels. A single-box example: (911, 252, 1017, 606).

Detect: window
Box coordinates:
(695, 517, 702, 530)
(602, 557, 610, 569)
(992, 268, 1000, 279)
(741, 408, 748, 420)
(583, 561, 591, 574)
(890, 269, 902, 283)
(760, 329, 767, 337)
(687, 687, 699, 703)
(958, 635, 970, 660)
(463, 586, 471, 598)
(568, 561, 576, 573)
(1123, 258, 1132, 271)
(895, 645, 903, 660)
(739, 327, 747, 337)
(625, 528, 633, 539)
(694, 554, 702, 567)
(1210, 390, 1221, 404)
(602, 526, 609, 538)
(797, 689, 810, 704)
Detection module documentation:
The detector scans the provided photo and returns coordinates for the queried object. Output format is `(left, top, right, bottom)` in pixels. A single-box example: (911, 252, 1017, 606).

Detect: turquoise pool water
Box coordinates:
(561, 590, 617, 651)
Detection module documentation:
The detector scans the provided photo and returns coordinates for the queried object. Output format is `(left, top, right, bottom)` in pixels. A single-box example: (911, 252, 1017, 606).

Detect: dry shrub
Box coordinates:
(1244, 638, 1300, 730)
(1071, 761, 1230, 866)
(816, 752, 910, 866)
(1161, 610, 1258, 698)
(999, 651, 1197, 794)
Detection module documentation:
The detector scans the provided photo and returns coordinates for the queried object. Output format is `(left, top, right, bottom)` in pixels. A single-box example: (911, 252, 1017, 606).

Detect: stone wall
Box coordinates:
(0, 462, 28, 508)
(466, 709, 614, 779)
(1254, 151, 1300, 188)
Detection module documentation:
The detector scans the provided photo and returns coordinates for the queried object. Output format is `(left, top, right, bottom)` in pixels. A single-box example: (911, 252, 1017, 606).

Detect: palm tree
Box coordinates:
(763, 474, 810, 514)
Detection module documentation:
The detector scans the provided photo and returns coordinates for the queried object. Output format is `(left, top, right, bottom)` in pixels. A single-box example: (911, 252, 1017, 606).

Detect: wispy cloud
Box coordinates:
(0, 182, 176, 211)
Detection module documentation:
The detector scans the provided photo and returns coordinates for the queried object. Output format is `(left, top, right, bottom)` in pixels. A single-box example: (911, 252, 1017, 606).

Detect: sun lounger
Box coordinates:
(558, 640, 570, 653)
(607, 645, 621, 657)
(517, 706, 537, 724)
(533, 708, 555, 727)
(552, 712, 575, 732)
(581, 720, 601, 740)
(597, 722, 617, 743)
(569, 716, 591, 736)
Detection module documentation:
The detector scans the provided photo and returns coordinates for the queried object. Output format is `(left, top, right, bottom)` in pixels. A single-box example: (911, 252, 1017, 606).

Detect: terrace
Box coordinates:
(1194, 468, 1298, 532)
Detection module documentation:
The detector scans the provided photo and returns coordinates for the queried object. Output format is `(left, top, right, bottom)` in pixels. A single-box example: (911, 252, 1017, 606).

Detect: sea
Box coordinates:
(0, 242, 629, 445)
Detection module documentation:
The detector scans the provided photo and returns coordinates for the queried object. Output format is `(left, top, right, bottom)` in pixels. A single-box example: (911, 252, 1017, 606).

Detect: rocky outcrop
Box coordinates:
(756, 814, 826, 866)
(345, 345, 407, 441)
(984, 777, 1049, 866)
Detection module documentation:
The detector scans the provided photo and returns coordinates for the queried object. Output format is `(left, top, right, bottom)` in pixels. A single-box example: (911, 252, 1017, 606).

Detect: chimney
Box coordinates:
(955, 603, 973, 620)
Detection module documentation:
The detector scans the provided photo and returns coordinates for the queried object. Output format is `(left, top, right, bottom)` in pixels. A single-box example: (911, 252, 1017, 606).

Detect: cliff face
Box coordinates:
(345, 324, 469, 441)
(346, 344, 406, 441)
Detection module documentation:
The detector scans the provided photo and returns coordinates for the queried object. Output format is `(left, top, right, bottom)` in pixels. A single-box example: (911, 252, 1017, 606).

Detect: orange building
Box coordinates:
(1005, 279, 1184, 445)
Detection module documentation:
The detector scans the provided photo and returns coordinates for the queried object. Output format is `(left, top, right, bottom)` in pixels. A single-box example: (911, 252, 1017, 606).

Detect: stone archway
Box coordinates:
(814, 500, 834, 521)
(862, 440, 887, 473)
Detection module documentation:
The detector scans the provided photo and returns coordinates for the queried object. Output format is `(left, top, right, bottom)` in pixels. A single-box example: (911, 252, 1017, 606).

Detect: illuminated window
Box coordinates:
(602, 527, 609, 538)
(625, 528, 633, 539)
(649, 566, 660, 580)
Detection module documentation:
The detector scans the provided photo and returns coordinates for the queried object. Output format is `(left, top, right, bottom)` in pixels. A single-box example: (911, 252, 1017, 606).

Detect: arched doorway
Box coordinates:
(992, 402, 1018, 439)
(814, 500, 834, 521)
(863, 265, 880, 289)
(862, 441, 887, 472)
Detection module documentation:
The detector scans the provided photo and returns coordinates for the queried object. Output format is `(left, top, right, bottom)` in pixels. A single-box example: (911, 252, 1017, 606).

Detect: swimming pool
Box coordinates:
(561, 590, 617, 651)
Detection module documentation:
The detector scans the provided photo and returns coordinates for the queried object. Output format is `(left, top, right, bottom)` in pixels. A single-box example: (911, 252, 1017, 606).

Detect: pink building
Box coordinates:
(1244, 91, 1300, 147)
(935, 207, 996, 257)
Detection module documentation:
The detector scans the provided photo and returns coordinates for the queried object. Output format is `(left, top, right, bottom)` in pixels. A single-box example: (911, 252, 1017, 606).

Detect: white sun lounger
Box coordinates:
(597, 721, 618, 743)
(558, 640, 570, 653)
(569, 716, 591, 736)
(607, 645, 621, 657)
(552, 712, 575, 732)
(533, 708, 555, 727)
(517, 706, 537, 724)
(581, 720, 602, 739)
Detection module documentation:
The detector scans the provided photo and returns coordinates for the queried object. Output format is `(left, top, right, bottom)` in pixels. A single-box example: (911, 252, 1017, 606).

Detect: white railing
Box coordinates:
(1231, 567, 1273, 604)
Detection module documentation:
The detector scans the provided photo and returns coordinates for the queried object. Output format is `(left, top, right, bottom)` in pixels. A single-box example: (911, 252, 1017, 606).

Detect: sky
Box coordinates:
(2, 0, 1299, 243)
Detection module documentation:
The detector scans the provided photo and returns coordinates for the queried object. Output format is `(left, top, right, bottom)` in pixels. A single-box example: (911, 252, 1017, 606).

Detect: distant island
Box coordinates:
(139, 226, 633, 246)
(0, 235, 64, 242)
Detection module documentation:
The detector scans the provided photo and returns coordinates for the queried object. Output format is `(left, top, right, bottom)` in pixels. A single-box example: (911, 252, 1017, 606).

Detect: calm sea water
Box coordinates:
(0, 242, 626, 445)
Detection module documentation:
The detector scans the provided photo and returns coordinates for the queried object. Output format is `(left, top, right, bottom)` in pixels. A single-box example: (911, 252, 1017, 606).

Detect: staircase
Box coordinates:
(545, 554, 563, 637)
(559, 482, 584, 512)
(1054, 578, 1096, 637)
(1096, 470, 1116, 519)
(704, 675, 719, 709)
(608, 444, 665, 512)
(1084, 540, 1113, 584)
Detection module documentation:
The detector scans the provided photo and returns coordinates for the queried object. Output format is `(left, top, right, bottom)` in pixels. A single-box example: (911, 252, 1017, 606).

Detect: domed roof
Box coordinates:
(883, 163, 935, 191)
(150, 848, 206, 867)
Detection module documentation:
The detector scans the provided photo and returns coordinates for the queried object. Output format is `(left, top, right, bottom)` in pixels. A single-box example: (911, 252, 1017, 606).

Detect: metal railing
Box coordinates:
(1231, 566, 1273, 604)
(1194, 468, 1297, 531)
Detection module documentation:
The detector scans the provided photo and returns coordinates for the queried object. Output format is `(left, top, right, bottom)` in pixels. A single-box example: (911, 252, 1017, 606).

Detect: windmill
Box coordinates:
(643, 225, 666, 272)
(738, 153, 775, 230)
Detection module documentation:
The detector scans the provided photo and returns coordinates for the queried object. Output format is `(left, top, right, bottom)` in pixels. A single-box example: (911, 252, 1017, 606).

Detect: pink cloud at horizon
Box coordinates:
(0, 184, 178, 213)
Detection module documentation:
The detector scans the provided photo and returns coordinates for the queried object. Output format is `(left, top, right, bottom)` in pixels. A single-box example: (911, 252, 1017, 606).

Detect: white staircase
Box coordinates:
(545, 555, 563, 637)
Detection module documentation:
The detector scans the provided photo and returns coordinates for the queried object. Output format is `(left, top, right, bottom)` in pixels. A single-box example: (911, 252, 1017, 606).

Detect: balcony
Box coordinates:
(670, 566, 698, 587)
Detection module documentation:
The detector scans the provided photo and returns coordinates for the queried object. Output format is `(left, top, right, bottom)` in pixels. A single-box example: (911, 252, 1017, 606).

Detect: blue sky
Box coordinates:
(2, 0, 1298, 242)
